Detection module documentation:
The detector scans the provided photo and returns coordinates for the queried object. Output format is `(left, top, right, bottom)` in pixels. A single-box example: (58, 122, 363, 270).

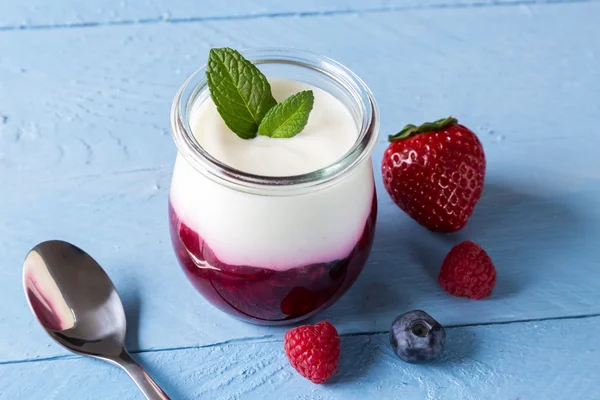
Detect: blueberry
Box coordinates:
(390, 310, 446, 363)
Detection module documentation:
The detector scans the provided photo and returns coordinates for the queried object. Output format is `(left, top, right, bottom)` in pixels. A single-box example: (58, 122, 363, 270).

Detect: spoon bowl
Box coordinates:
(23, 240, 169, 400)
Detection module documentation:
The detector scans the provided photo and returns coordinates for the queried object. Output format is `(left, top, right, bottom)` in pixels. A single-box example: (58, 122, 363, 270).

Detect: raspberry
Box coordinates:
(284, 321, 340, 384)
(438, 241, 496, 299)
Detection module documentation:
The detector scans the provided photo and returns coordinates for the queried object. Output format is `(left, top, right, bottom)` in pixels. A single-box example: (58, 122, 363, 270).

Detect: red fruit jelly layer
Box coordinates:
(169, 194, 377, 324)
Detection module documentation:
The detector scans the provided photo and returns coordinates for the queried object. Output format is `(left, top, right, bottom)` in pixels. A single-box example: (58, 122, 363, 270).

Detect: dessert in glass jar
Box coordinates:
(169, 48, 380, 324)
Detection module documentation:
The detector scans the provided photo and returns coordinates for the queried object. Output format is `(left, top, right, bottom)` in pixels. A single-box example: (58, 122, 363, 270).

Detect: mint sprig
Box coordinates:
(258, 90, 314, 139)
(206, 48, 314, 140)
(206, 48, 277, 139)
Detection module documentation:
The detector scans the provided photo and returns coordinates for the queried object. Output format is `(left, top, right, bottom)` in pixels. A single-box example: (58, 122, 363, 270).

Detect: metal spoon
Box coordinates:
(23, 240, 170, 400)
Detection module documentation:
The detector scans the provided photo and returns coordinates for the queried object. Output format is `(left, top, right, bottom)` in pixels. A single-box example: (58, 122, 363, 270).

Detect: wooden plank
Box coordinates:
(1, 0, 593, 30)
(3, 167, 599, 363)
(1, 1, 600, 363)
(1, 316, 597, 399)
(1, 1, 598, 181)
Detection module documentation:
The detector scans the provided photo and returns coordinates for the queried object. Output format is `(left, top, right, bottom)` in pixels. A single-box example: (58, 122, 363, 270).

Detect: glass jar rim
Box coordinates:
(170, 47, 380, 195)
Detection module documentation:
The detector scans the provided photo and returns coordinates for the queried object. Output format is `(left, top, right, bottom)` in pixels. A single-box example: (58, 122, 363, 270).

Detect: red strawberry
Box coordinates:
(381, 116, 486, 232)
(284, 321, 340, 384)
(439, 240, 496, 299)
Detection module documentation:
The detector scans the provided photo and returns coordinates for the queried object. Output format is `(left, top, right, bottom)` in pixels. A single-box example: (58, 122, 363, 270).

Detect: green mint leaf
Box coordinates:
(258, 90, 314, 139)
(206, 48, 277, 139)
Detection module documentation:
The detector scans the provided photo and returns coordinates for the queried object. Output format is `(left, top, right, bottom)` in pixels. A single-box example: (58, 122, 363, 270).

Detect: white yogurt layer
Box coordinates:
(190, 78, 358, 176)
(170, 78, 375, 271)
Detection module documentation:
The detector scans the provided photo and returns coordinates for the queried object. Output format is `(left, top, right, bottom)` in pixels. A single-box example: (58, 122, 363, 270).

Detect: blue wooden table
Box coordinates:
(1, 0, 599, 398)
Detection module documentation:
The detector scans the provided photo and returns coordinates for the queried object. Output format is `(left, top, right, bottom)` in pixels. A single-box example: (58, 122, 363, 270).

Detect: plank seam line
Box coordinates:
(0, 334, 278, 366)
(2, 312, 599, 366)
(343, 312, 600, 337)
(0, 0, 596, 32)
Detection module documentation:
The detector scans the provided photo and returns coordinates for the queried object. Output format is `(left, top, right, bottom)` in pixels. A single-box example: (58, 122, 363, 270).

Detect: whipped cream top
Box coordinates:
(190, 78, 358, 176)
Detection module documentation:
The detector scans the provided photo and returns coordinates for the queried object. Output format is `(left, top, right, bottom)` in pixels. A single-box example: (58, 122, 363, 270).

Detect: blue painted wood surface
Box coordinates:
(2, 0, 590, 30)
(1, 0, 599, 398)
(2, 317, 598, 399)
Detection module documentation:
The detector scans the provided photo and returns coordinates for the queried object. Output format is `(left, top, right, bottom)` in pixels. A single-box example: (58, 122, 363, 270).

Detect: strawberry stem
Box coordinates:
(388, 116, 458, 142)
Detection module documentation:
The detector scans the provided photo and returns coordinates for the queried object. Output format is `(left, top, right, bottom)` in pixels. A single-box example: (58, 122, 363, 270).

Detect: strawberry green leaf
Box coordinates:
(388, 116, 458, 142)
(206, 48, 277, 139)
(258, 90, 314, 139)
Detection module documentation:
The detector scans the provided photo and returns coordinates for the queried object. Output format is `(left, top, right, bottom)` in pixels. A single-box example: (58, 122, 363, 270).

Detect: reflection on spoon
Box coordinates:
(23, 240, 170, 400)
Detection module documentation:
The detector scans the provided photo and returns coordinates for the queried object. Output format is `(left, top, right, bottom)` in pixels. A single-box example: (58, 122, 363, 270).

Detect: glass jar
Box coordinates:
(169, 48, 380, 325)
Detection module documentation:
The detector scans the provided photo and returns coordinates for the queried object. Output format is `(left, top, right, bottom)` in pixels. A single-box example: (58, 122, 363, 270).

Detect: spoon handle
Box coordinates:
(116, 350, 171, 400)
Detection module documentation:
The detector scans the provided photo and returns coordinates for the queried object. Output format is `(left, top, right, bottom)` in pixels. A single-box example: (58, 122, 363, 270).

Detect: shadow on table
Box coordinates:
(329, 327, 481, 385)
(413, 182, 582, 299)
(121, 277, 186, 400)
(437, 325, 479, 365)
(341, 180, 583, 317)
(327, 334, 381, 385)
(121, 282, 142, 352)
(131, 352, 187, 400)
